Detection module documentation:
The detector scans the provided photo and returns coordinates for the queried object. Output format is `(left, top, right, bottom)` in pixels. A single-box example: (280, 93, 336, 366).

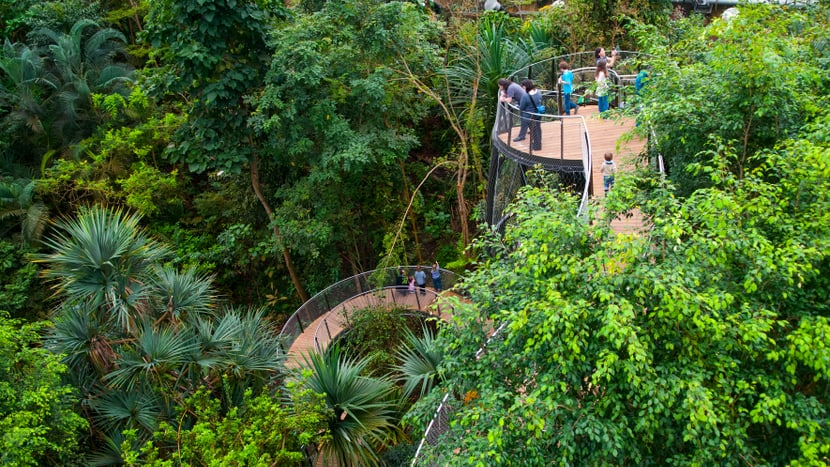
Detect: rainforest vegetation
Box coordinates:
(1, 0, 828, 465)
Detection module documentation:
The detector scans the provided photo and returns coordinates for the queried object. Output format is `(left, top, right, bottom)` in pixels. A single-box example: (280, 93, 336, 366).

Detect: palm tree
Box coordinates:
(35, 205, 170, 333)
(394, 324, 444, 399)
(33, 19, 134, 147)
(148, 266, 217, 322)
(443, 14, 531, 107)
(188, 307, 287, 407)
(0, 178, 49, 246)
(0, 41, 58, 163)
(38, 206, 289, 461)
(1, 20, 133, 168)
(303, 345, 401, 466)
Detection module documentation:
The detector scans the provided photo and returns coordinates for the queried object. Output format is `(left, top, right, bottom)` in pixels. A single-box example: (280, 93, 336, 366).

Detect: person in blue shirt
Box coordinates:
(635, 69, 648, 94)
(414, 266, 427, 295)
(558, 60, 579, 115)
(430, 262, 442, 293)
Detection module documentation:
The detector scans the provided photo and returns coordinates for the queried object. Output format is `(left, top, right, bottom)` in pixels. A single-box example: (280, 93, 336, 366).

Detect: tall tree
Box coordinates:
(417, 132, 830, 462)
(251, 0, 443, 272)
(633, 3, 825, 194)
(142, 0, 309, 301)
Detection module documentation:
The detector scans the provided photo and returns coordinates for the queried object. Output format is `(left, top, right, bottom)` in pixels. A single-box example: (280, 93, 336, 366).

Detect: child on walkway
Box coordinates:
(601, 152, 617, 193)
(558, 61, 579, 115)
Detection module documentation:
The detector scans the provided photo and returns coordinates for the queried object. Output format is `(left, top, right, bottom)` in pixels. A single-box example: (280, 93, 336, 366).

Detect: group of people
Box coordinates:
(499, 46, 625, 193)
(396, 263, 443, 296)
(499, 45, 620, 124)
(498, 77, 543, 151)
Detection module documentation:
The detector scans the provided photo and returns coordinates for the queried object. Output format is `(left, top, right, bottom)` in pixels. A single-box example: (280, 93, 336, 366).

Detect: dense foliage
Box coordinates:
(410, 4, 830, 465)
(3, 0, 828, 464)
(128, 384, 331, 467)
(0, 316, 87, 466)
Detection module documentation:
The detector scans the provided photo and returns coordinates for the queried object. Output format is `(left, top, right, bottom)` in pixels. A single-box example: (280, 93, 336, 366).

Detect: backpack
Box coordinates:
(533, 92, 545, 114)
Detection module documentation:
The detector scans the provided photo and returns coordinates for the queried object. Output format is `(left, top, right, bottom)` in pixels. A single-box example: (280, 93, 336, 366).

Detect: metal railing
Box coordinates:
(311, 286, 450, 353)
(508, 51, 650, 110)
(280, 266, 458, 350)
(490, 97, 592, 222)
(488, 97, 593, 225)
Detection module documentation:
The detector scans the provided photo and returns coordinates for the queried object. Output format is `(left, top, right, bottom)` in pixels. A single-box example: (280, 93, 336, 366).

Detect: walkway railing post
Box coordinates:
(324, 293, 332, 313)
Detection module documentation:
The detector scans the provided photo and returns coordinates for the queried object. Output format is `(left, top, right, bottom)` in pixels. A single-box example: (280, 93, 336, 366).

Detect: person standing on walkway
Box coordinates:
(414, 266, 427, 295)
(601, 151, 617, 193)
(408, 275, 416, 295)
(595, 60, 610, 115)
(558, 60, 579, 115)
(396, 267, 407, 296)
(519, 79, 542, 151)
(595, 46, 618, 68)
(499, 78, 529, 141)
(498, 78, 526, 105)
(431, 262, 443, 293)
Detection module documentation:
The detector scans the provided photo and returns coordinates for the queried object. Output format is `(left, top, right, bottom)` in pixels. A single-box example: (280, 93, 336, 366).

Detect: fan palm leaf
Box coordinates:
(89, 388, 161, 435)
(212, 307, 286, 405)
(304, 345, 399, 466)
(394, 324, 444, 399)
(45, 302, 116, 387)
(35, 205, 170, 333)
(150, 266, 217, 322)
(104, 320, 197, 394)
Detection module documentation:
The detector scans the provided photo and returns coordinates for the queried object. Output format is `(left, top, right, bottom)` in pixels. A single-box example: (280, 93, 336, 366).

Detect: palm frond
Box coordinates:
(303, 345, 399, 466)
(89, 388, 161, 435)
(150, 266, 217, 322)
(35, 205, 171, 330)
(394, 324, 444, 399)
(46, 302, 117, 380)
(104, 320, 197, 393)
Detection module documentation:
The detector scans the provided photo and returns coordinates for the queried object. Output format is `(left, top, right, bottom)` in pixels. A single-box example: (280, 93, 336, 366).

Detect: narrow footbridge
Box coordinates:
(280, 266, 458, 368)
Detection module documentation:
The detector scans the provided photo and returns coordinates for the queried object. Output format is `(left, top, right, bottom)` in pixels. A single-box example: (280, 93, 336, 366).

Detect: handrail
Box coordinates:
(491, 96, 592, 225)
(411, 321, 510, 465)
(311, 286, 449, 353)
(279, 266, 458, 350)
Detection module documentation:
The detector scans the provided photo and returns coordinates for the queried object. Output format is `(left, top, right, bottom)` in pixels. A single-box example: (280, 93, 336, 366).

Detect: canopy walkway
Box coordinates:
(280, 266, 458, 368)
(414, 51, 657, 465)
(486, 51, 652, 234)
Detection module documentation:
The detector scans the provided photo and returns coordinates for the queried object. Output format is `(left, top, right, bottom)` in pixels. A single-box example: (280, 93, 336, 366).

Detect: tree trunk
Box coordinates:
(399, 160, 423, 263)
(250, 153, 309, 302)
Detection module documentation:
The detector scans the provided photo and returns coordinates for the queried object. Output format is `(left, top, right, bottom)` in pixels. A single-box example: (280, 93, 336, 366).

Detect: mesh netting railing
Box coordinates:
(280, 266, 458, 350)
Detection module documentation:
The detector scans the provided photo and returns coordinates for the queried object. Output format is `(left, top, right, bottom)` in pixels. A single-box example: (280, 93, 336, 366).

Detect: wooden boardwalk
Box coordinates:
(285, 288, 450, 369)
(497, 105, 647, 234)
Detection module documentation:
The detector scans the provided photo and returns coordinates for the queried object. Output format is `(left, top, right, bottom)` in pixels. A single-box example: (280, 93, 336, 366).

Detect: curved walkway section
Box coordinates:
(280, 266, 458, 368)
(486, 51, 650, 233)
(416, 51, 653, 466)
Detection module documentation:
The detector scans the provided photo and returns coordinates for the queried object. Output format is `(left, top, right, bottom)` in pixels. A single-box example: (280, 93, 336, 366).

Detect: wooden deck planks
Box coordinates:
(285, 289, 442, 368)
(497, 105, 647, 233)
